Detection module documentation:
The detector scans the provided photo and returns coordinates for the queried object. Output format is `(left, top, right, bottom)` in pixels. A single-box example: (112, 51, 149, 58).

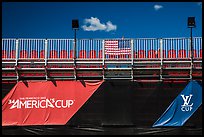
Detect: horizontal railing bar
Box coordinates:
(47, 61, 74, 64)
(104, 61, 132, 64)
(163, 61, 191, 63)
(75, 61, 103, 64)
(133, 68, 161, 70)
(2, 62, 16, 64)
(163, 67, 191, 69)
(17, 68, 45, 70)
(2, 68, 16, 70)
(133, 61, 161, 64)
(76, 68, 103, 70)
(46, 77, 75, 80)
(161, 78, 191, 79)
(46, 68, 74, 70)
(105, 68, 132, 70)
(18, 62, 45, 64)
(104, 77, 132, 80)
(133, 75, 160, 77)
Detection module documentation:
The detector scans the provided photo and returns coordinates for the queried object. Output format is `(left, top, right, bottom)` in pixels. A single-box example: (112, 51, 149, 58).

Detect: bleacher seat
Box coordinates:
(20, 50, 28, 58)
(98, 50, 103, 58)
(60, 50, 68, 58)
(49, 50, 58, 58)
(79, 50, 86, 58)
(168, 49, 176, 58)
(30, 50, 38, 58)
(2, 50, 7, 58)
(178, 49, 186, 58)
(138, 50, 146, 58)
(40, 50, 45, 58)
(148, 50, 157, 58)
(10, 50, 16, 58)
(69, 50, 74, 58)
(199, 49, 202, 58)
(89, 50, 96, 58)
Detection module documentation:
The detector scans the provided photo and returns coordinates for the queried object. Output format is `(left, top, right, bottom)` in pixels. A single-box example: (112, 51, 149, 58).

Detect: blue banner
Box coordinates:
(152, 80, 202, 127)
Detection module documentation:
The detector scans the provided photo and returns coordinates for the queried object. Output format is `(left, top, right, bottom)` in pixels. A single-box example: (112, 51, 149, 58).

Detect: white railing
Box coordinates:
(2, 37, 202, 60)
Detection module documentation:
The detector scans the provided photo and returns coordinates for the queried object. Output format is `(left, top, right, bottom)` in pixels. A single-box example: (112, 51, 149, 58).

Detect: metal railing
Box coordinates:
(2, 37, 202, 81)
(2, 37, 202, 60)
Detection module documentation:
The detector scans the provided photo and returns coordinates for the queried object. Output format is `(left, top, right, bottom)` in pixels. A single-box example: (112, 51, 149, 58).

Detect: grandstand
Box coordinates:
(2, 37, 202, 82)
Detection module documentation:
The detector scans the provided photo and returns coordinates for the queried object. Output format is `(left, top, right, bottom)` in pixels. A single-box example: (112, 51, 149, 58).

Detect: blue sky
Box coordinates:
(2, 2, 202, 39)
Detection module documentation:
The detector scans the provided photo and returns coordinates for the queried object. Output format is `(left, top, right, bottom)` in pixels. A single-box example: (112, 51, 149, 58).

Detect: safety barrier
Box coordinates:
(2, 37, 202, 60)
(2, 37, 202, 81)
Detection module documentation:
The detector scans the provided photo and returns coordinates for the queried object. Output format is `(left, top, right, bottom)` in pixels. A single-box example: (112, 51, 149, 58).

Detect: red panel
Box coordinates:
(30, 50, 38, 58)
(168, 49, 176, 58)
(148, 50, 156, 58)
(178, 49, 186, 58)
(70, 50, 74, 58)
(2, 50, 7, 58)
(98, 50, 103, 58)
(40, 50, 45, 58)
(60, 50, 68, 58)
(79, 50, 86, 58)
(2, 80, 103, 126)
(89, 50, 96, 58)
(10, 50, 16, 58)
(199, 49, 202, 58)
(50, 50, 58, 58)
(20, 50, 28, 58)
(138, 50, 146, 58)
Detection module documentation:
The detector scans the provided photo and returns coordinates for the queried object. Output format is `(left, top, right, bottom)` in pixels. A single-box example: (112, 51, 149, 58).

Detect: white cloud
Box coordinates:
(82, 17, 117, 32)
(154, 4, 163, 11)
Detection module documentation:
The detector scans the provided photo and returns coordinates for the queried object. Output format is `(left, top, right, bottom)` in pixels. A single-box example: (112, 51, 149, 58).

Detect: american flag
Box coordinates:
(104, 40, 131, 55)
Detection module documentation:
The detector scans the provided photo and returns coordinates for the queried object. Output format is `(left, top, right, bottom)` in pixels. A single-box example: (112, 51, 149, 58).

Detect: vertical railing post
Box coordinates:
(160, 38, 163, 81)
(73, 38, 77, 80)
(190, 36, 193, 80)
(102, 40, 105, 80)
(45, 39, 48, 80)
(131, 39, 134, 80)
(15, 39, 19, 81)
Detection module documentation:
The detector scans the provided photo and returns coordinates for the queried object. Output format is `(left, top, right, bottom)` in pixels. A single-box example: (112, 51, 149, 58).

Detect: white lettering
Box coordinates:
(40, 100, 46, 108)
(181, 94, 193, 112)
(46, 99, 54, 108)
(55, 100, 61, 108)
(10, 100, 19, 109)
(32, 100, 38, 108)
(9, 98, 74, 109)
(68, 100, 74, 108)
(26, 100, 32, 108)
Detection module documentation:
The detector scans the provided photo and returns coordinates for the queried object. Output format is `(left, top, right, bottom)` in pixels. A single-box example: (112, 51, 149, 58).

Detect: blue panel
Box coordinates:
(152, 80, 202, 127)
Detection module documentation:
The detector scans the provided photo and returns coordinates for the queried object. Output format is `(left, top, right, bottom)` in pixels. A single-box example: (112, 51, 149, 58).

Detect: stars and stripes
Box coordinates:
(104, 40, 131, 55)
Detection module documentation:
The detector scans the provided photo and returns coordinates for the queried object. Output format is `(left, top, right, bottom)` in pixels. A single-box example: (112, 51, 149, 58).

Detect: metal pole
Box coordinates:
(190, 27, 193, 80)
(191, 27, 193, 59)
(15, 39, 19, 82)
(45, 39, 48, 80)
(74, 29, 77, 80)
(160, 38, 163, 81)
(74, 29, 77, 60)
